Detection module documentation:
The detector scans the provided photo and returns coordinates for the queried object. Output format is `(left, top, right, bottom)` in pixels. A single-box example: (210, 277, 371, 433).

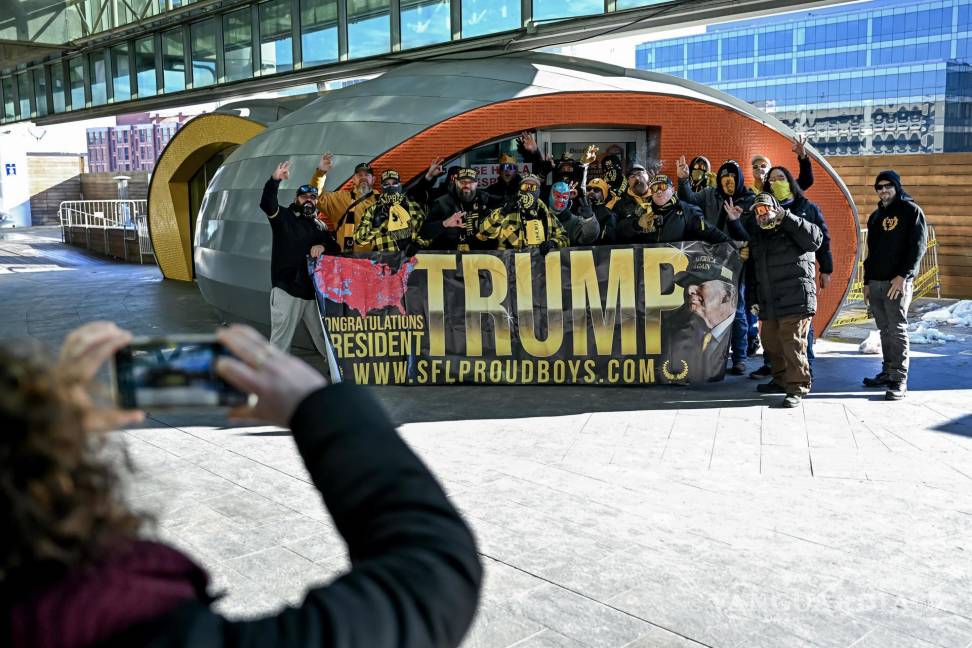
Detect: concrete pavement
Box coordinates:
(2, 228, 970, 648)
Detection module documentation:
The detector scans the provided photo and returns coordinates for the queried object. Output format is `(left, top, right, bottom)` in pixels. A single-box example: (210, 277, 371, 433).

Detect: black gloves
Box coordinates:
(576, 195, 594, 220)
(538, 240, 556, 256)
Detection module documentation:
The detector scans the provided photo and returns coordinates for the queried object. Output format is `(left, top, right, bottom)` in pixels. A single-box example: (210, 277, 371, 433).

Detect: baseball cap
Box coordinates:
(296, 184, 318, 197)
(457, 167, 478, 181)
(381, 169, 400, 184)
(354, 162, 374, 174)
(674, 254, 735, 287)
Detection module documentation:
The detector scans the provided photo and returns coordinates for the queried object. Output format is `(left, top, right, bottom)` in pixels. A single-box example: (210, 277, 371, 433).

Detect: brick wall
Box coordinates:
(352, 92, 859, 333)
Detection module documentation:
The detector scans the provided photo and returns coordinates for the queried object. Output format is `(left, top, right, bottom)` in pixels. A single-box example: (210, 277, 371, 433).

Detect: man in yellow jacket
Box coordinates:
(310, 153, 377, 253)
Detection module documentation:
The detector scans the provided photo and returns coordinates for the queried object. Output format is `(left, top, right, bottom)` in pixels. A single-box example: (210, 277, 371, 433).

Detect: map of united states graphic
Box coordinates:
(314, 256, 417, 316)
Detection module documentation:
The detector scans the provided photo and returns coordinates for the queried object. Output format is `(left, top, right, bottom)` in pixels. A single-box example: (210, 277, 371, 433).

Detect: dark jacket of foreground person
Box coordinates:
(4, 382, 483, 648)
(729, 210, 823, 320)
(863, 169, 928, 283)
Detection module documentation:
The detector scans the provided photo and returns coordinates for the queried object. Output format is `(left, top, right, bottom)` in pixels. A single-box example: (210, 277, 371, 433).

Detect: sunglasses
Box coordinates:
(875, 183, 894, 191)
(650, 183, 670, 193)
(500, 163, 517, 172)
(519, 182, 538, 192)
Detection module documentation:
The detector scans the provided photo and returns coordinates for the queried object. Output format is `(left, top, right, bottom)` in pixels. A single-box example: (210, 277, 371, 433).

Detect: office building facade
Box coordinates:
(635, 0, 972, 155)
(87, 113, 184, 172)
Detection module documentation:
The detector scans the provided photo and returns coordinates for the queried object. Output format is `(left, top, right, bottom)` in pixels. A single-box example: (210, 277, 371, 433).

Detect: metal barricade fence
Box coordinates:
(831, 225, 940, 327)
(58, 200, 153, 263)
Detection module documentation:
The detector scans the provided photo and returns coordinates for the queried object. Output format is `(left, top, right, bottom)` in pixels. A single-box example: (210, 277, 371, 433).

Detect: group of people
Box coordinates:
(259, 131, 928, 407)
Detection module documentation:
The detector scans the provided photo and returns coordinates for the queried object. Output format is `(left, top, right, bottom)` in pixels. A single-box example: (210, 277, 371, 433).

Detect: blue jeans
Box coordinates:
(747, 309, 759, 340)
(731, 279, 749, 365)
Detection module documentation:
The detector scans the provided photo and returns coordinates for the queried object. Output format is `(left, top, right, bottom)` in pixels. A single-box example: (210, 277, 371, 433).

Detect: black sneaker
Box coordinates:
(781, 394, 802, 408)
(749, 365, 771, 380)
(863, 373, 892, 388)
(747, 336, 761, 356)
(756, 381, 786, 394)
(885, 382, 907, 400)
(727, 362, 747, 376)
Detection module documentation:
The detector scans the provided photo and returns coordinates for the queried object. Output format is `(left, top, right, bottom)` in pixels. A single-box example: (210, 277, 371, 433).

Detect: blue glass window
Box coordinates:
(759, 59, 789, 77)
(721, 62, 752, 81)
(687, 39, 718, 63)
(533, 0, 601, 22)
(348, 0, 390, 58)
(461, 0, 519, 38)
(958, 37, 972, 62)
(190, 19, 217, 87)
(960, 5, 972, 30)
(687, 67, 717, 83)
(760, 29, 792, 55)
(873, 12, 906, 42)
(915, 8, 952, 37)
(805, 19, 866, 49)
(162, 29, 185, 93)
(223, 9, 253, 82)
(635, 46, 649, 69)
(401, 0, 450, 49)
(259, 0, 293, 73)
(654, 43, 683, 67)
(722, 34, 754, 58)
(301, 0, 339, 66)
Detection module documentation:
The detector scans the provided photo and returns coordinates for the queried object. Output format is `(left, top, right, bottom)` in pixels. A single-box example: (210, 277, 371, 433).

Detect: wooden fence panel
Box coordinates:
(826, 153, 971, 298)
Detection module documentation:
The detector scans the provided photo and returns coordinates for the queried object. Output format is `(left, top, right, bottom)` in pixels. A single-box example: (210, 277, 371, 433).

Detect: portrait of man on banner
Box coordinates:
(660, 253, 741, 385)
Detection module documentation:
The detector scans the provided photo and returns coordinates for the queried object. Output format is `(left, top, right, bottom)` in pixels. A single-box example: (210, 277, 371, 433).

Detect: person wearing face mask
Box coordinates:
(355, 170, 430, 255)
(478, 174, 568, 253)
(861, 170, 928, 401)
(547, 181, 600, 246)
(616, 174, 731, 246)
(259, 160, 341, 355)
(599, 154, 628, 208)
(486, 153, 524, 204)
(423, 167, 500, 251)
(750, 134, 816, 193)
(676, 157, 756, 374)
(585, 178, 618, 244)
(749, 165, 833, 380)
(688, 156, 716, 193)
(726, 193, 822, 408)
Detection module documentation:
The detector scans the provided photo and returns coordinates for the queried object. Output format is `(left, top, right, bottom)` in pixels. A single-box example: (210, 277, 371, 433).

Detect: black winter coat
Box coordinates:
(86, 383, 482, 647)
(729, 211, 823, 320)
(422, 188, 500, 250)
(616, 197, 730, 245)
(784, 195, 833, 274)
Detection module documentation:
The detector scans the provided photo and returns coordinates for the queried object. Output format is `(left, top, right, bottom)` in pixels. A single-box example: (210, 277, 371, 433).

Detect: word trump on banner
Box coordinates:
(312, 242, 742, 386)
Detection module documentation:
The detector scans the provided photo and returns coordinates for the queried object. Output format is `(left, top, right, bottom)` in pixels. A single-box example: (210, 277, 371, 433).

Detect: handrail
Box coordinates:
(58, 199, 153, 263)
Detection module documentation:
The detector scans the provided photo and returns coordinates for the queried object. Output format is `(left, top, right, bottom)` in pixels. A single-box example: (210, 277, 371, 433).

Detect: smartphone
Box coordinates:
(112, 335, 248, 409)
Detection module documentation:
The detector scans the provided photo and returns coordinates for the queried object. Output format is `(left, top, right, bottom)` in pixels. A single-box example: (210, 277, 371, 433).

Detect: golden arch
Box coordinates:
(148, 113, 266, 281)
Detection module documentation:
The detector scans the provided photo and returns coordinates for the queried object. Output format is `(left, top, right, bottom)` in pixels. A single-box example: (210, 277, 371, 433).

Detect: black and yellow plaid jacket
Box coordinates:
(477, 199, 569, 250)
(355, 197, 430, 252)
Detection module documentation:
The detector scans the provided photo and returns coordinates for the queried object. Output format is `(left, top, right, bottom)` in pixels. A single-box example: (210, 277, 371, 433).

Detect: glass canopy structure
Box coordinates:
(0, 0, 846, 124)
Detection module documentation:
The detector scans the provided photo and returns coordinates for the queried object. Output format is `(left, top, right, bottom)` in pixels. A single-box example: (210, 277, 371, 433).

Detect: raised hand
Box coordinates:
(581, 144, 598, 166)
(272, 160, 291, 181)
(426, 156, 446, 180)
(724, 198, 743, 221)
(443, 211, 465, 228)
(676, 155, 690, 179)
(518, 130, 538, 152)
(791, 134, 808, 159)
(318, 152, 333, 173)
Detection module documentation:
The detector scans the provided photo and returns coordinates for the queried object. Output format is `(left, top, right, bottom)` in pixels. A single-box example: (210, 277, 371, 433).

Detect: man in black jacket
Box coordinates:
(260, 160, 341, 355)
(423, 167, 500, 250)
(862, 170, 928, 400)
(727, 193, 822, 408)
(616, 174, 732, 246)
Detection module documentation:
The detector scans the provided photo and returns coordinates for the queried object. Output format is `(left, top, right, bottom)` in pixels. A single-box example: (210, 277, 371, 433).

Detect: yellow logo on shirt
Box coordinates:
(524, 219, 545, 245)
(882, 216, 898, 231)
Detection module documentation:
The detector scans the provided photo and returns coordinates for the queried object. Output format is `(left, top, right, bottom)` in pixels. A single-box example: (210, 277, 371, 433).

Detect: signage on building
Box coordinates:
(4, 163, 16, 176)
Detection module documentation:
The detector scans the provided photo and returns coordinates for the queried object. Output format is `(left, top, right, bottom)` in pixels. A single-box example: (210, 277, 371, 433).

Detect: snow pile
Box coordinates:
(917, 302, 942, 313)
(909, 324, 958, 345)
(920, 300, 972, 326)
(859, 330, 882, 354)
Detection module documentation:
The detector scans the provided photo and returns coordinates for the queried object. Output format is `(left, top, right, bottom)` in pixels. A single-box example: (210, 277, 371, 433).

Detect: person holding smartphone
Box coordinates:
(261, 160, 341, 356)
(1, 321, 482, 647)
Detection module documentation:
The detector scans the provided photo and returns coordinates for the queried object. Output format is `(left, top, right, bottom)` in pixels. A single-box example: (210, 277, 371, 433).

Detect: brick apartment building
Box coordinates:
(87, 113, 188, 173)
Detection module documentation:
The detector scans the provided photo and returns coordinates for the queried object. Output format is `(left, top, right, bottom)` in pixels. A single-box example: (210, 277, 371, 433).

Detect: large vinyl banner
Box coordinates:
(312, 242, 742, 386)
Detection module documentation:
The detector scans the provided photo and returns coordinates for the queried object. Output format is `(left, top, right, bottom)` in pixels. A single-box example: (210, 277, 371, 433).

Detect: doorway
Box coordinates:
(187, 145, 237, 276)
